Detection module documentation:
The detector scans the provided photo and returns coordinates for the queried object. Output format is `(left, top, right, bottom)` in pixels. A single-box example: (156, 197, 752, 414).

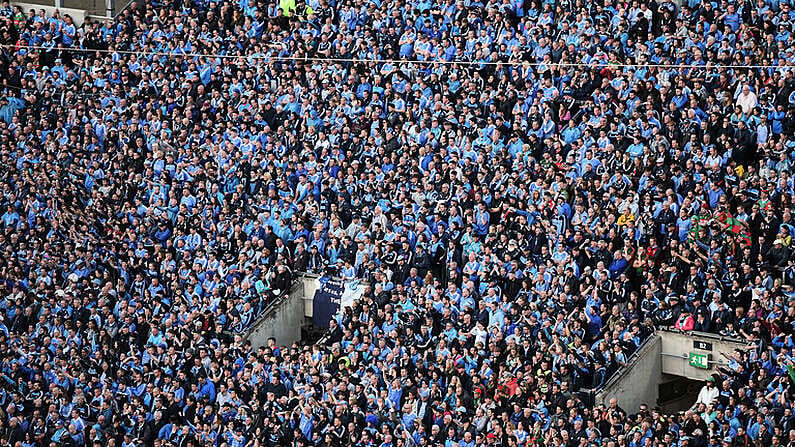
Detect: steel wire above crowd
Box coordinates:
(2, 0, 795, 445)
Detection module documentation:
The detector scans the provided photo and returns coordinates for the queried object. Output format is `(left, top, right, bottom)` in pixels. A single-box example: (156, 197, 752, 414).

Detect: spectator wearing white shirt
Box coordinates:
(694, 376, 720, 408)
(736, 85, 758, 114)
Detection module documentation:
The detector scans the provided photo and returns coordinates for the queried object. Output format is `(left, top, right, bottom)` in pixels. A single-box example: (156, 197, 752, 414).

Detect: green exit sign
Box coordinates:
(689, 352, 709, 369)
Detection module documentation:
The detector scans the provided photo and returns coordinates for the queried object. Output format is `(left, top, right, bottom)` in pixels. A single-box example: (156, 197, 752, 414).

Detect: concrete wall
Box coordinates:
(301, 275, 321, 318)
(14, 0, 138, 24)
(14, 2, 89, 24)
(244, 273, 370, 348)
(245, 280, 306, 348)
(659, 329, 748, 381)
(595, 334, 662, 412)
(593, 330, 749, 412)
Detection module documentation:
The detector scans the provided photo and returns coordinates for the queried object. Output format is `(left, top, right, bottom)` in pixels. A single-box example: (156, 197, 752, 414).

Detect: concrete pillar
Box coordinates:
(105, 0, 114, 16)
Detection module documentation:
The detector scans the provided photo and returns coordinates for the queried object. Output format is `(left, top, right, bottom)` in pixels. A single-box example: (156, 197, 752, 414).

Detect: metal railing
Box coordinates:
(241, 272, 314, 336)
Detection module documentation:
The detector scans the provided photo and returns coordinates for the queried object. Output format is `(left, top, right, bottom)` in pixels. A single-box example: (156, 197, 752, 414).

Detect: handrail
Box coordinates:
(594, 327, 747, 394)
(592, 330, 658, 393)
(240, 271, 359, 343)
(239, 271, 323, 337)
(657, 327, 748, 345)
(110, 0, 134, 18)
(238, 273, 304, 335)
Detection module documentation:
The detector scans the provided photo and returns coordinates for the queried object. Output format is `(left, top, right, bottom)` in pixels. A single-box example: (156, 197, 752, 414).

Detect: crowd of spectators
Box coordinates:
(2, 0, 795, 445)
